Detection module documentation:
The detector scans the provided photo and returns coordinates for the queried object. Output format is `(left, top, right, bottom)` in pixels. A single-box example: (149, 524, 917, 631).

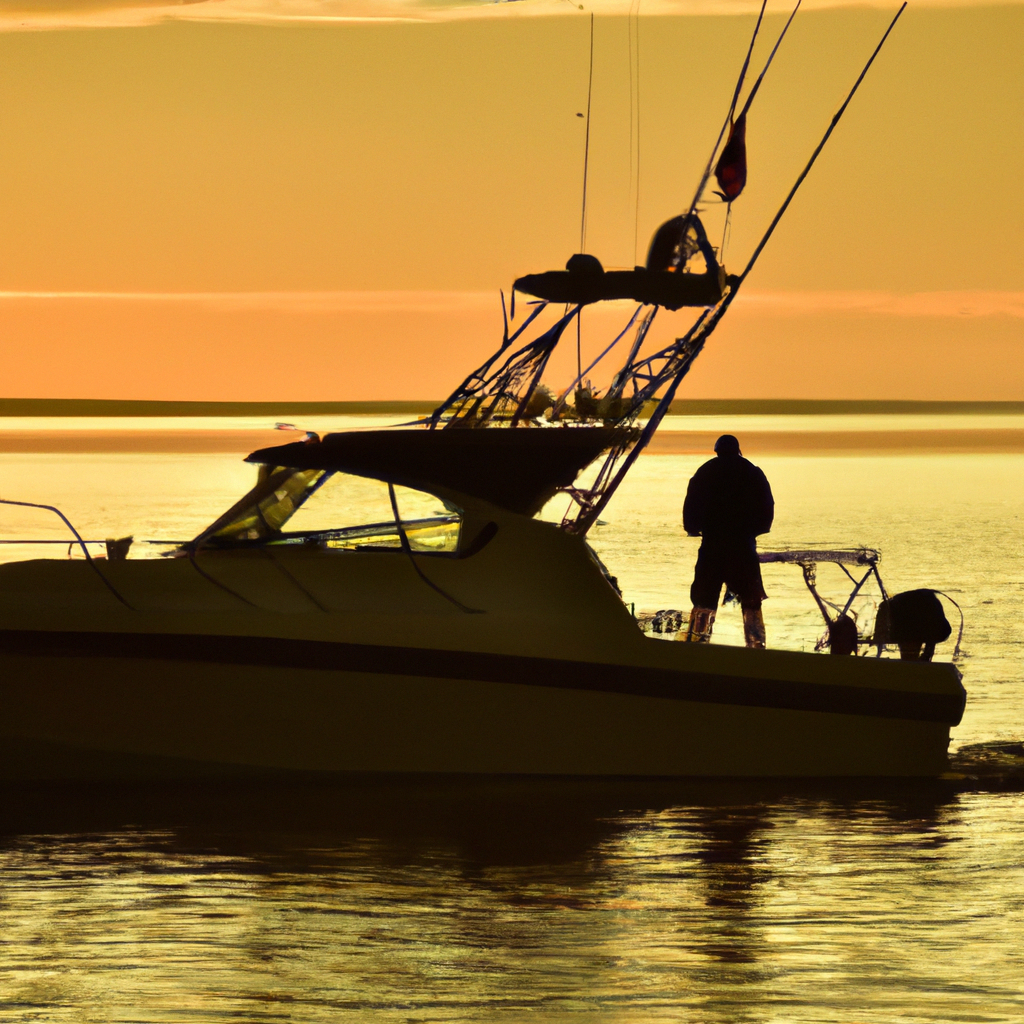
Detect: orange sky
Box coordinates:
(0, 2, 1021, 400)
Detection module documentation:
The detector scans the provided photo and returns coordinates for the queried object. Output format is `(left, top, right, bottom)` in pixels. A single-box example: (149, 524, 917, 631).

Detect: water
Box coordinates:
(0, 415, 1022, 1022)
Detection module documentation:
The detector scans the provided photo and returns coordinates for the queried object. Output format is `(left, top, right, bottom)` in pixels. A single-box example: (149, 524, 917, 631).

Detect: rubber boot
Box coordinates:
(742, 607, 766, 649)
(678, 606, 716, 643)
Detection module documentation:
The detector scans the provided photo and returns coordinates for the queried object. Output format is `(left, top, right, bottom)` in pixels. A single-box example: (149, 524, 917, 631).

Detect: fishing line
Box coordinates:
(628, 1, 634, 210)
(260, 547, 329, 613)
(576, 11, 593, 387)
(388, 483, 480, 615)
(187, 548, 261, 609)
(737, 3, 907, 285)
(579, 11, 595, 254)
(634, 0, 642, 266)
(929, 589, 965, 659)
(577, 310, 583, 381)
(0, 496, 133, 609)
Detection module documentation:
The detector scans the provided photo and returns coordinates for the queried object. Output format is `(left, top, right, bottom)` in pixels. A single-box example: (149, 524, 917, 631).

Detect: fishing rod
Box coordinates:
(681, 0, 767, 226)
(735, 0, 802, 126)
(737, 2, 908, 285)
(569, 3, 909, 534)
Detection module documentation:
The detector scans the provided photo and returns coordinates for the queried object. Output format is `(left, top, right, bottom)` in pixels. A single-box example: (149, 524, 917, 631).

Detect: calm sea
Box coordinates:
(0, 414, 1021, 1022)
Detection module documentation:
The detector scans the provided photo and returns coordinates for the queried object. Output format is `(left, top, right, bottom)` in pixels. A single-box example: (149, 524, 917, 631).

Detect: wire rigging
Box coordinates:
(629, 0, 642, 266)
(579, 12, 595, 255)
(388, 484, 480, 614)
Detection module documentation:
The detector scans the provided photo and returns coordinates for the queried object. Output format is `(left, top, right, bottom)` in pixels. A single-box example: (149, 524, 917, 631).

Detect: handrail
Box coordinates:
(0, 498, 133, 608)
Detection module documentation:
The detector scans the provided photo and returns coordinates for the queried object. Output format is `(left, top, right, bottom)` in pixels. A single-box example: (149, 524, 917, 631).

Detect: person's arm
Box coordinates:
(753, 470, 775, 536)
(683, 470, 705, 536)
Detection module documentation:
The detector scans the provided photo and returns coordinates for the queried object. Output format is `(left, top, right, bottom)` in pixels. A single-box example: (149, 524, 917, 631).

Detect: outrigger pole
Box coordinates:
(736, 2, 907, 287)
(567, 2, 908, 535)
(681, 0, 767, 225)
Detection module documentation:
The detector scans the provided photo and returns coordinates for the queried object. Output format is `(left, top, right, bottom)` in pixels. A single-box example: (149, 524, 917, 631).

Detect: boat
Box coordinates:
(0, 1, 962, 781)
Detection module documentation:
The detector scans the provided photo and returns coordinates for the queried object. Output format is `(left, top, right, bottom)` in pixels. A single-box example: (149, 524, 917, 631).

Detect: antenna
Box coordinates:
(629, 0, 642, 265)
(579, 12, 595, 254)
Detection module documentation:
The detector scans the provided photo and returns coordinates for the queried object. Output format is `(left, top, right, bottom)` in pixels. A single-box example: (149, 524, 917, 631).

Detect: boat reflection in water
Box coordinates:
(0, 770, 1019, 1023)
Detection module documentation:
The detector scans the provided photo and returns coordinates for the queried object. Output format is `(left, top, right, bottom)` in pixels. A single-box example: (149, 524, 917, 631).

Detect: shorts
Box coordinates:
(690, 539, 767, 610)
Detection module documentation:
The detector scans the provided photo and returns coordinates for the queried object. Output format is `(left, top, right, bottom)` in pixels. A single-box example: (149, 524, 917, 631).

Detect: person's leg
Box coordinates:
(725, 544, 768, 649)
(680, 544, 722, 643)
(741, 606, 766, 649)
(898, 641, 926, 660)
(682, 606, 717, 642)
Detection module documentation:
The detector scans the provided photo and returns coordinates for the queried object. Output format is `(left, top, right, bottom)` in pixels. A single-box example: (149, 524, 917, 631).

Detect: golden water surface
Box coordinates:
(0, 414, 1021, 1022)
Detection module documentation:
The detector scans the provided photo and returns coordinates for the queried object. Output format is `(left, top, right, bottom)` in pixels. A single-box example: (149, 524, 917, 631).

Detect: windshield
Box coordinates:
(193, 467, 461, 554)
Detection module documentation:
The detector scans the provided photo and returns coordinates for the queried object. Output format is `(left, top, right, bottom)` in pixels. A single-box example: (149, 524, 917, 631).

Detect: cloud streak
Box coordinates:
(3, 289, 1024, 318)
(1, 0, 1018, 31)
(0, 289, 499, 312)
(732, 290, 1024, 319)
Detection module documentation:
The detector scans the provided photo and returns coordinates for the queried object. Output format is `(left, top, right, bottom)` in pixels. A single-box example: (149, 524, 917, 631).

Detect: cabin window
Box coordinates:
(205, 465, 327, 545)
(285, 473, 461, 554)
(197, 467, 461, 554)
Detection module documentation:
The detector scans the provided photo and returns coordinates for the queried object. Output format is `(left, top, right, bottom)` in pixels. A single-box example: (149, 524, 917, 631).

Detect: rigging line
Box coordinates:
(929, 589, 965, 659)
(569, 293, 730, 532)
(552, 303, 645, 416)
(0, 497, 132, 609)
(633, 0, 642, 267)
(260, 547, 329, 613)
(577, 309, 583, 381)
(571, 338, 693, 534)
(628, 0, 635, 212)
(187, 548, 261, 608)
(738, 2, 907, 285)
(428, 302, 549, 426)
(608, 305, 657, 397)
(388, 483, 480, 615)
(736, 0, 802, 122)
(580, 11, 595, 254)
(683, 0, 767, 222)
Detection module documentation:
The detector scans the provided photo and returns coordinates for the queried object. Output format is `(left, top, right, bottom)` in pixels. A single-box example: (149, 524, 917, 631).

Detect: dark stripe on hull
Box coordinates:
(0, 629, 965, 724)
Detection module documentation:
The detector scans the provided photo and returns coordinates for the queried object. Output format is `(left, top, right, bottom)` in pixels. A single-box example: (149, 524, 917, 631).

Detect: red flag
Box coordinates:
(714, 112, 747, 202)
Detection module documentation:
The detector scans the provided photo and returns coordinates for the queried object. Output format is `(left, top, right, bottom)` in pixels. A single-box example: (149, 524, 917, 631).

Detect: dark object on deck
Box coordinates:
(828, 614, 859, 656)
(637, 609, 686, 635)
(645, 213, 719, 274)
(715, 112, 748, 202)
(104, 536, 133, 561)
(646, 217, 686, 273)
(875, 589, 952, 661)
(246, 427, 636, 517)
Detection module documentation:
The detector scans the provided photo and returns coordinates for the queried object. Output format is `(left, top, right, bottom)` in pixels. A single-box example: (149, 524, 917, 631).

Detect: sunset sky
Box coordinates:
(0, 0, 1021, 401)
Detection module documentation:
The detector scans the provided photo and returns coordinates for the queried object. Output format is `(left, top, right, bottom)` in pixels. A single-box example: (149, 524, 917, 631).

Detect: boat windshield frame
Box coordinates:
(186, 466, 464, 557)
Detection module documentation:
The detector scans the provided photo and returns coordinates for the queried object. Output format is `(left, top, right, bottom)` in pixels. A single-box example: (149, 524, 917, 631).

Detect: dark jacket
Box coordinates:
(683, 454, 774, 542)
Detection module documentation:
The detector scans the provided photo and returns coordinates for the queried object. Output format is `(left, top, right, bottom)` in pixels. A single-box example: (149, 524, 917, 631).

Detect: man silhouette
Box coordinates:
(680, 434, 774, 648)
